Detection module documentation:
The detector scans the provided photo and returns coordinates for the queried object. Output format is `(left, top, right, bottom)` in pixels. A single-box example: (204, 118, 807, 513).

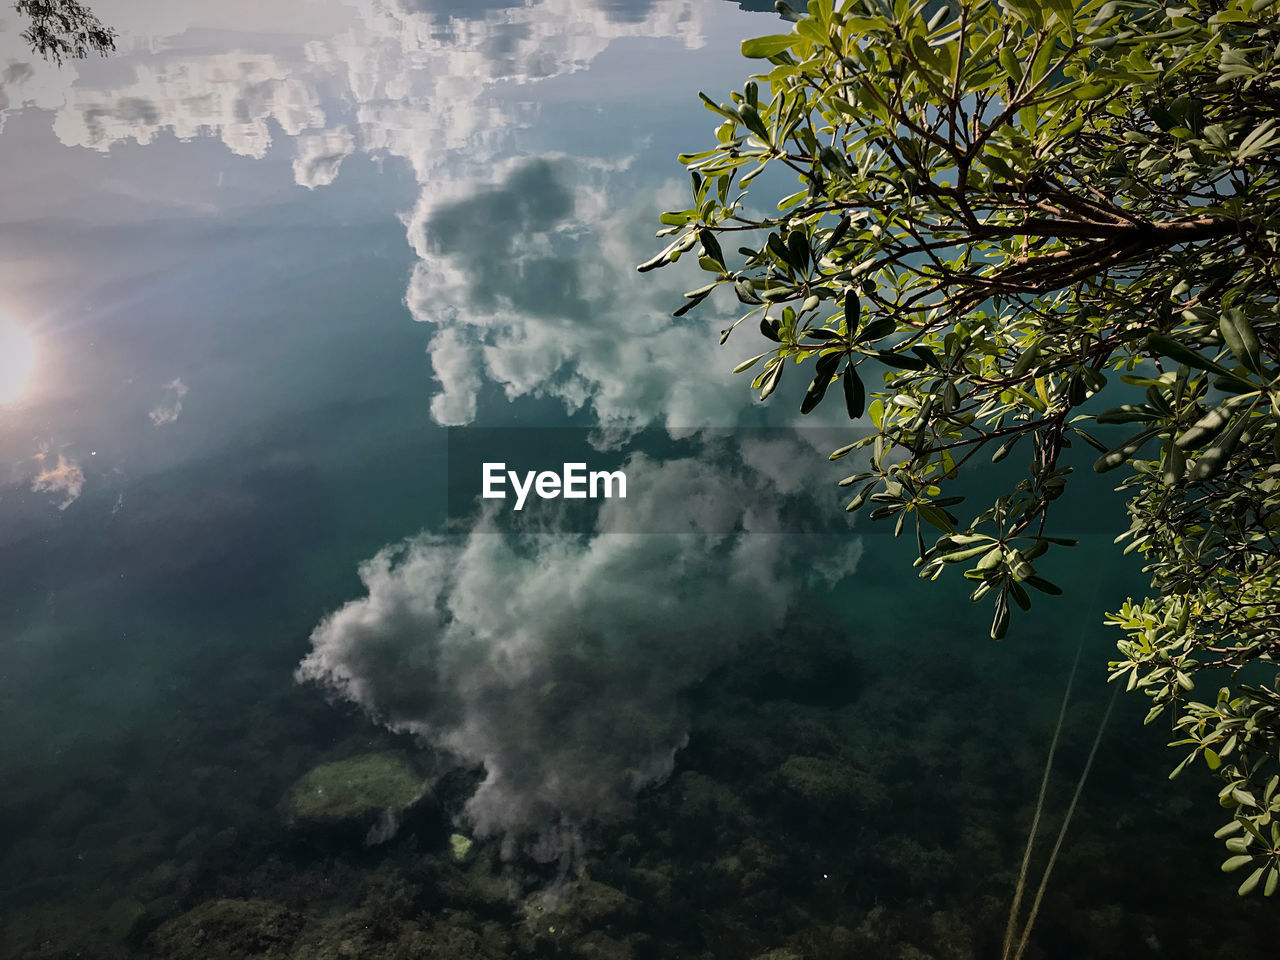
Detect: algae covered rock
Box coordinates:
(561, 879, 633, 928)
(573, 930, 634, 959)
(520, 879, 635, 948)
(282, 753, 423, 825)
(775, 754, 886, 815)
(417, 918, 489, 960)
(436, 854, 512, 910)
(151, 898, 304, 959)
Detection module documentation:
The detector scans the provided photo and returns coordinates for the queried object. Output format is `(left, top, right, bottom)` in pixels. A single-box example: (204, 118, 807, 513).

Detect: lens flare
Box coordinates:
(0, 316, 37, 405)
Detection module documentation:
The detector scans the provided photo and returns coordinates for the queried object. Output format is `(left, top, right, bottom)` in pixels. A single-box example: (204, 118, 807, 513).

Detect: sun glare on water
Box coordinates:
(0, 314, 37, 405)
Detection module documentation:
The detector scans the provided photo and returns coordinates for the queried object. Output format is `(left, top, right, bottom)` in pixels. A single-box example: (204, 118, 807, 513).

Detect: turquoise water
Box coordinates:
(0, 1, 1276, 957)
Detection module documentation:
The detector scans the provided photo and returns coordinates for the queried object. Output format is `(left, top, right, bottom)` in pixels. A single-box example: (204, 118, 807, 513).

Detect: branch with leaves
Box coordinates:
(13, 0, 115, 65)
(642, 0, 1280, 895)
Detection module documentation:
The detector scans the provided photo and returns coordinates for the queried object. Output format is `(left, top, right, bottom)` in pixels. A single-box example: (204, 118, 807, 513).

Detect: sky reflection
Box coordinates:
(0, 0, 821, 851)
(0, 0, 795, 483)
(0, 312, 36, 404)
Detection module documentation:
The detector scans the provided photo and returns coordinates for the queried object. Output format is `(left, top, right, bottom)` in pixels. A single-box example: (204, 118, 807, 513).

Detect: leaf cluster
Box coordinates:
(15, 0, 116, 66)
(643, 0, 1280, 892)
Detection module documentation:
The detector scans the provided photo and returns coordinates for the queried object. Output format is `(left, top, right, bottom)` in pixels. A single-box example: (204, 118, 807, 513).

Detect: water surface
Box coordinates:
(0, 2, 1276, 958)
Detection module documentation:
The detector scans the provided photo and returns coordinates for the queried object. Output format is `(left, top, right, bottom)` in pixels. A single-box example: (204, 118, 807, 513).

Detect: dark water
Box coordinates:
(0, 2, 1275, 958)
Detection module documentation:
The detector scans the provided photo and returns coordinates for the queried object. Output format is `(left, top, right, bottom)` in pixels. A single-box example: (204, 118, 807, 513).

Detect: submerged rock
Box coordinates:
(282, 753, 423, 826)
(151, 898, 304, 959)
(574, 930, 634, 959)
(519, 879, 635, 949)
(774, 754, 887, 815)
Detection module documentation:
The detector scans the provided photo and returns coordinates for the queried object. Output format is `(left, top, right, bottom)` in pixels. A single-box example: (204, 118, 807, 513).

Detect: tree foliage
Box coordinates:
(643, 0, 1280, 894)
(13, 0, 115, 65)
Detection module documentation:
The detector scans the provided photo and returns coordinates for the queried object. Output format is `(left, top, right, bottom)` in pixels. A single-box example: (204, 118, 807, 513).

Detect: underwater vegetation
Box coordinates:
(281, 753, 424, 834)
(3, 618, 1279, 960)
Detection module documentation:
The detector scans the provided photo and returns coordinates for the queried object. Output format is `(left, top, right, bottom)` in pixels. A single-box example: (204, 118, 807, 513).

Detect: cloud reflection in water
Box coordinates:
(298, 447, 860, 857)
(3, 0, 845, 852)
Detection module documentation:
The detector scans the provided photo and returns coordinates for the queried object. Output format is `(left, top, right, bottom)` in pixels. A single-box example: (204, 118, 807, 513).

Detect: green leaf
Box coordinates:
(825, 216, 851, 253)
(1215, 821, 1244, 839)
(733, 353, 770, 374)
(739, 103, 770, 141)
(1092, 428, 1160, 473)
(1010, 579, 1032, 611)
(911, 345, 942, 369)
(1045, 0, 1077, 25)
(991, 591, 1011, 640)
(787, 230, 810, 270)
(829, 443, 856, 461)
(1072, 81, 1114, 101)
(941, 544, 998, 564)
(1147, 334, 1231, 376)
(843, 364, 865, 419)
(1239, 866, 1265, 896)
(759, 361, 783, 401)
(1096, 404, 1157, 424)
(1071, 427, 1109, 453)
(672, 288, 712, 317)
(819, 146, 851, 177)
(741, 34, 796, 59)
(800, 352, 842, 414)
(991, 434, 1020, 463)
(976, 546, 1004, 571)
(855, 318, 895, 344)
(803, 328, 843, 341)
(998, 46, 1022, 84)
(698, 92, 740, 121)
(1188, 406, 1254, 481)
(843, 293, 860, 328)
(1024, 575, 1063, 596)
(1011, 343, 1040, 377)
(735, 279, 762, 305)
(1162, 442, 1186, 485)
(698, 229, 725, 269)
(1220, 309, 1265, 375)
(1176, 399, 1248, 450)
(875, 350, 929, 370)
(916, 502, 954, 533)
(845, 482, 874, 511)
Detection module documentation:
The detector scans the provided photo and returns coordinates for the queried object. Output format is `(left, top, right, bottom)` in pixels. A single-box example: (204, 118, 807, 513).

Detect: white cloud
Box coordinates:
(52, 53, 328, 158)
(297, 445, 860, 858)
(428, 328, 482, 426)
(31, 451, 85, 510)
(292, 125, 356, 188)
(405, 158, 763, 432)
(148, 377, 188, 426)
